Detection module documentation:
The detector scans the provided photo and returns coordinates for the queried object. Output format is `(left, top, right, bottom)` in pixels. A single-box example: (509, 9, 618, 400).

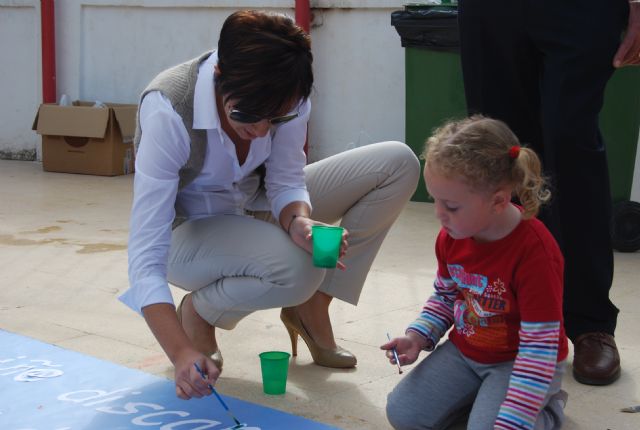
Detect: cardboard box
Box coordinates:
(32, 100, 136, 176)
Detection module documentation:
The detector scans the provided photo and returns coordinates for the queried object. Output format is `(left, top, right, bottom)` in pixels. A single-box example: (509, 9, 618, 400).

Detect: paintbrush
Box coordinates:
(386, 333, 403, 374)
(193, 362, 245, 429)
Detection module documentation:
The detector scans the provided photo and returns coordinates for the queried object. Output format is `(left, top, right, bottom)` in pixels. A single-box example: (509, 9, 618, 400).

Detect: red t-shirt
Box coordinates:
(436, 217, 569, 363)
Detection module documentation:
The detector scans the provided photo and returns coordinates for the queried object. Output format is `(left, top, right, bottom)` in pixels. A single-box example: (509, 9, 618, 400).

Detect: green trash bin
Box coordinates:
(392, 2, 466, 202)
(601, 67, 640, 204)
(600, 66, 640, 252)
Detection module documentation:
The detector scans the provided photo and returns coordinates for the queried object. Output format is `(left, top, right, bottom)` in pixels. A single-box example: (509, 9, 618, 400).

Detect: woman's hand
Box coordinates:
(288, 215, 349, 270)
(173, 347, 221, 400)
(142, 303, 221, 400)
(380, 334, 428, 367)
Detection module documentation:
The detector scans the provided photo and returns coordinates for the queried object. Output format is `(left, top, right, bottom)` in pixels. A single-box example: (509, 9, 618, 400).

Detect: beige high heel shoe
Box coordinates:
(280, 307, 357, 368)
(176, 295, 224, 370)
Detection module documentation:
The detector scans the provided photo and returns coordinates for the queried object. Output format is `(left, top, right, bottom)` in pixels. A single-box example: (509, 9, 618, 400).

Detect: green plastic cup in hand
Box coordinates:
(311, 225, 344, 268)
(259, 351, 291, 395)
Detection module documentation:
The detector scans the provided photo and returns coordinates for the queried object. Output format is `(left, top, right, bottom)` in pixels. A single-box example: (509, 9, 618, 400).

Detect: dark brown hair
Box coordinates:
(215, 10, 313, 117)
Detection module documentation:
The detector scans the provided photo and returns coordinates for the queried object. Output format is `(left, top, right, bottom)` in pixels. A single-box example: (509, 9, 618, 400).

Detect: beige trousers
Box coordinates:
(167, 141, 420, 329)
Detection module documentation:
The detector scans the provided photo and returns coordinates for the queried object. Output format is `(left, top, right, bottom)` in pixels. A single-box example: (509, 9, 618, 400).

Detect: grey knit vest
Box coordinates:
(133, 51, 213, 190)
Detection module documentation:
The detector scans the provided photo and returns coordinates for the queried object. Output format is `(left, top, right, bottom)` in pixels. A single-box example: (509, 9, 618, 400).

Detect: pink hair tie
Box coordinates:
(509, 145, 521, 159)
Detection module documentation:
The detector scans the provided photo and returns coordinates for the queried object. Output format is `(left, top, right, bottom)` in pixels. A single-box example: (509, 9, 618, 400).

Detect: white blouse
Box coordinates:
(120, 51, 312, 314)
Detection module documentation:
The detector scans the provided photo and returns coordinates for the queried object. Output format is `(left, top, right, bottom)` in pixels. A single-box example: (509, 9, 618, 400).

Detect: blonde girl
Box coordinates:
(382, 116, 569, 430)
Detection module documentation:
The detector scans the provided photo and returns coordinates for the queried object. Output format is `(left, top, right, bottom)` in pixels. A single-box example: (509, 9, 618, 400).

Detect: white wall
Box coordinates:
(0, 0, 39, 160)
(0, 0, 405, 163)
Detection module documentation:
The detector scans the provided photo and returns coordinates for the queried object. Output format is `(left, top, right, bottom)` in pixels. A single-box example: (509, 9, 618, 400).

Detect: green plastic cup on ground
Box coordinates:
(259, 351, 291, 395)
(311, 225, 344, 268)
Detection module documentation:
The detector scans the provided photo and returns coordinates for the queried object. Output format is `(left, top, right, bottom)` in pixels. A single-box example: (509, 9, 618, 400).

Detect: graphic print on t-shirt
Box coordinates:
(449, 264, 511, 350)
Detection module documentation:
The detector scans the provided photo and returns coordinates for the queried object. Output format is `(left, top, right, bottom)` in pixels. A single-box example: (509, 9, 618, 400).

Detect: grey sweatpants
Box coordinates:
(386, 341, 567, 430)
(167, 141, 420, 329)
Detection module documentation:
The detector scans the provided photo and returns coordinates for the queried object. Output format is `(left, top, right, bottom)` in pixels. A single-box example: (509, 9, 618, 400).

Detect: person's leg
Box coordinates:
(386, 341, 479, 430)
(531, 0, 627, 384)
(458, 0, 543, 153)
(292, 141, 420, 349)
(465, 359, 514, 430)
(167, 214, 325, 346)
(307, 140, 420, 301)
(534, 0, 624, 339)
(458, 0, 563, 236)
(468, 359, 567, 430)
(534, 363, 568, 430)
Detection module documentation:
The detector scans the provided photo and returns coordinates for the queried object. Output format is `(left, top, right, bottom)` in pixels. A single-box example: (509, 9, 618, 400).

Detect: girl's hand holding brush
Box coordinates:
(381, 332, 433, 367)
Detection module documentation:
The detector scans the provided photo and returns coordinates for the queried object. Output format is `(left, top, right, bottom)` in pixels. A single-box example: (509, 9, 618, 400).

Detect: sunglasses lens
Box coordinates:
(229, 110, 261, 124)
(230, 109, 299, 125)
(269, 113, 299, 125)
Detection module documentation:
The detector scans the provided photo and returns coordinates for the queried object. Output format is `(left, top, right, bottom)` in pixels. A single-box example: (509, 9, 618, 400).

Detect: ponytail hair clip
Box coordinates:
(509, 145, 521, 159)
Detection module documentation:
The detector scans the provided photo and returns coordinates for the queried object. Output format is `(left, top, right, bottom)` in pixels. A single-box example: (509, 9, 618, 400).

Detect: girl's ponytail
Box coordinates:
(512, 147, 551, 219)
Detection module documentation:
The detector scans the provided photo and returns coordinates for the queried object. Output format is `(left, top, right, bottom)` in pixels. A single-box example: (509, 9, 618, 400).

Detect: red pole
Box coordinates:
(295, 0, 310, 34)
(295, 0, 311, 158)
(41, 0, 56, 103)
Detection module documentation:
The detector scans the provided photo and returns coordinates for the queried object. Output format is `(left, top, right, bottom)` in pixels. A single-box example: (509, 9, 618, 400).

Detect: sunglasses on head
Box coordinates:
(229, 108, 299, 125)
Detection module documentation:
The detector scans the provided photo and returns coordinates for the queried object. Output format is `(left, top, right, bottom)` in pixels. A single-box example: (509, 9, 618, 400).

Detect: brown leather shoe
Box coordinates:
(572, 332, 620, 386)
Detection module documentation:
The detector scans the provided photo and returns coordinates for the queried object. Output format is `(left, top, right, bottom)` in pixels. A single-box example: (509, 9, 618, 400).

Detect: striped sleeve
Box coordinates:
(494, 321, 561, 429)
(406, 271, 457, 349)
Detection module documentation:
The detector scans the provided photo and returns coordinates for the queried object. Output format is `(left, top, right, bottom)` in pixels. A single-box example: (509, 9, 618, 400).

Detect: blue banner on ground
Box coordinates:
(0, 330, 340, 430)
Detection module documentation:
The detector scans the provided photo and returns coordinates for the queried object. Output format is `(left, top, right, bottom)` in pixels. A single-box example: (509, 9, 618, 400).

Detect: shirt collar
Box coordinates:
(193, 50, 220, 130)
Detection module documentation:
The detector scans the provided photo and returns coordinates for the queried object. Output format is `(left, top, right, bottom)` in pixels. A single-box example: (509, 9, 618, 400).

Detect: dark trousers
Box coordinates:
(458, 0, 628, 340)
